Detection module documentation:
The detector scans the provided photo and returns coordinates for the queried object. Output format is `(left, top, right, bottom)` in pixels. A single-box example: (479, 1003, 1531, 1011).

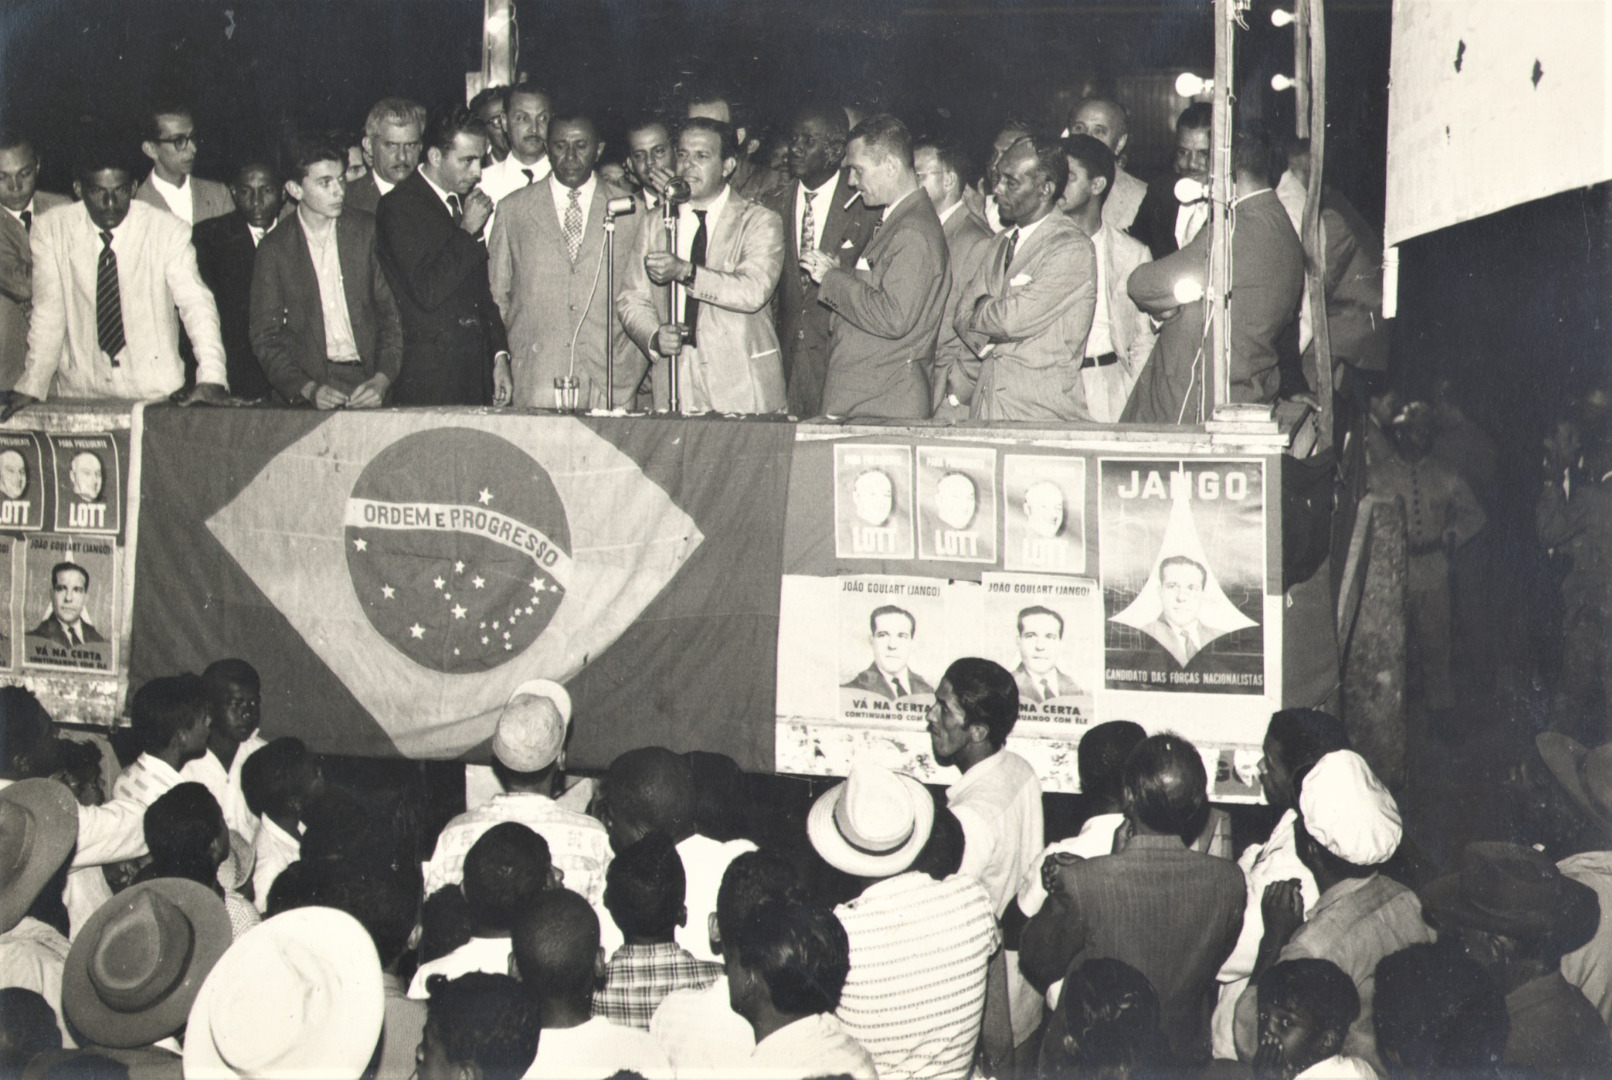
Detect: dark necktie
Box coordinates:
(892, 675, 907, 698)
(1004, 227, 1020, 272)
(446, 193, 463, 225)
(683, 209, 707, 347)
(20, 209, 32, 232)
(95, 230, 126, 364)
(521, 168, 534, 185)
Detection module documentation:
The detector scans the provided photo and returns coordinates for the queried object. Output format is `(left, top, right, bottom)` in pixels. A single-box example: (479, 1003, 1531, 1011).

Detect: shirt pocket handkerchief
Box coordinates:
(1009, 273, 1034, 287)
(855, 256, 873, 272)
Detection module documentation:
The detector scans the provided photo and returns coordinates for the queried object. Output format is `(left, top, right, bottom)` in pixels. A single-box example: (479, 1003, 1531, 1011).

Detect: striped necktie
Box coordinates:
(95, 230, 126, 364)
(563, 188, 583, 262)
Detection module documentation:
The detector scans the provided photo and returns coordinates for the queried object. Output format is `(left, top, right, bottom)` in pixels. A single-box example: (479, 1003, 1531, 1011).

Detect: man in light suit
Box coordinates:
(250, 139, 402, 408)
(1012, 606, 1082, 702)
(375, 106, 511, 407)
(842, 605, 934, 699)
(1121, 127, 1303, 425)
(619, 118, 785, 414)
(133, 105, 233, 226)
(346, 99, 426, 215)
(1067, 98, 1147, 233)
(193, 160, 283, 400)
(764, 104, 879, 418)
(1061, 134, 1155, 422)
(803, 115, 948, 420)
(490, 112, 644, 410)
(935, 135, 1096, 422)
(3, 135, 227, 419)
(916, 137, 993, 419)
(0, 130, 70, 391)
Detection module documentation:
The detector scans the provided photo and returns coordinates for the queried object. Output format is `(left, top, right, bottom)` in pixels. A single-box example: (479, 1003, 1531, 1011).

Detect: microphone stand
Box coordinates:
(604, 210, 618, 411)
(662, 198, 681, 415)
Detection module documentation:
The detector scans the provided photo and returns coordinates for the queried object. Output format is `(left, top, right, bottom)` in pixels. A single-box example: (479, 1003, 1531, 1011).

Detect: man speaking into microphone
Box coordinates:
(618, 118, 786, 414)
(489, 111, 644, 409)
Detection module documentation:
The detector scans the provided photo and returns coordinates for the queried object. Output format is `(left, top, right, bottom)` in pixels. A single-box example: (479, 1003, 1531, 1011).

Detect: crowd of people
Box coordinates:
(2, 648, 1611, 1079)
(0, 80, 1387, 425)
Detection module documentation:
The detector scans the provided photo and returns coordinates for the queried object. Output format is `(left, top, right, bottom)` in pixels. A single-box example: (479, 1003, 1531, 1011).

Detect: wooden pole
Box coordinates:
(1294, 0, 1312, 138)
(1209, 0, 1235, 419)
(1306, 0, 1334, 449)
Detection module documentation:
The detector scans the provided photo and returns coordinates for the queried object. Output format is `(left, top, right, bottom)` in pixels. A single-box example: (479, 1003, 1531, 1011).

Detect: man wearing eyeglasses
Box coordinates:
(1129, 103, 1212, 260)
(133, 104, 233, 226)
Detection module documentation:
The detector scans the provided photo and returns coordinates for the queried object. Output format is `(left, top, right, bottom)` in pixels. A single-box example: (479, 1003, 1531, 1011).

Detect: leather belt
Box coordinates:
(1081, 352, 1118, 369)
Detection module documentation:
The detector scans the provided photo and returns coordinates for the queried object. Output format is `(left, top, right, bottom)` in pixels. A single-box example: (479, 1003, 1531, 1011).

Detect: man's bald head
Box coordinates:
(603, 746, 697, 851)
(1122, 733, 1210, 844)
(1069, 98, 1129, 158)
(511, 889, 599, 1000)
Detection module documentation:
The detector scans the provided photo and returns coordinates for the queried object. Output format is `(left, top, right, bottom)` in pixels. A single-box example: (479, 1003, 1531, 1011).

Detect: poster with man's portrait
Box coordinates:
(0, 432, 46, 531)
(1099, 459, 1265, 695)
(833, 444, 914, 561)
(22, 534, 115, 672)
(1003, 455, 1086, 574)
(982, 572, 1100, 726)
(49, 433, 121, 535)
(917, 445, 997, 563)
(837, 575, 943, 725)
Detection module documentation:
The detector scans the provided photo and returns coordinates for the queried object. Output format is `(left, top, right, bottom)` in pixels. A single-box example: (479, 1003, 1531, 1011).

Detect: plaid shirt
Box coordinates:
(592, 941, 722, 1031)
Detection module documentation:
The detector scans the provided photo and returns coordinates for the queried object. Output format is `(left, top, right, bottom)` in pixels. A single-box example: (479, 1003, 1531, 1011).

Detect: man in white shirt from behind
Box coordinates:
(423, 680, 610, 907)
(651, 849, 803, 1074)
(727, 896, 877, 1080)
(513, 887, 672, 1079)
(811, 759, 999, 1080)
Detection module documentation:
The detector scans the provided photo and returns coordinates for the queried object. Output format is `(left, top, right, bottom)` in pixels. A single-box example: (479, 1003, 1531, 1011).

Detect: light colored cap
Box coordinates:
(492, 678, 572, 772)
(1298, 749, 1402, 866)
(807, 758, 934, 878)
(184, 906, 384, 1080)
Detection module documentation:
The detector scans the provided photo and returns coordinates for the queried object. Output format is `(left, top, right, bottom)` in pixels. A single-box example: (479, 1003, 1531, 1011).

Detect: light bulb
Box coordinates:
(1174, 176, 1207, 204)
(1271, 8, 1295, 27)
(1175, 72, 1212, 98)
(1271, 73, 1296, 91)
(1173, 279, 1205, 304)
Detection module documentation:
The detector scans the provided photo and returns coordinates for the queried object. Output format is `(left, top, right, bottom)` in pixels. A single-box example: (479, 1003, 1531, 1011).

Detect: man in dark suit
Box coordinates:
(1120, 128, 1303, 424)
(842, 605, 934, 699)
(375, 106, 511, 407)
(0, 129, 70, 392)
(30, 562, 105, 647)
(132, 104, 233, 226)
(346, 99, 426, 215)
(193, 161, 283, 400)
(764, 104, 879, 417)
(251, 138, 403, 408)
(915, 136, 992, 419)
(1129, 103, 1212, 260)
(802, 115, 948, 420)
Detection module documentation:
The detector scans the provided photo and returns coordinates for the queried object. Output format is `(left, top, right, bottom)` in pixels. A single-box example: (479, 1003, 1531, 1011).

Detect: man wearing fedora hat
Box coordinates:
(185, 906, 385, 1078)
(424, 680, 611, 910)
(1234, 750, 1433, 1072)
(1419, 841, 1611, 1075)
(810, 760, 998, 1080)
(0, 779, 78, 1045)
(61, 877, 231, 1059)
(1531, 732, 1612, 1028)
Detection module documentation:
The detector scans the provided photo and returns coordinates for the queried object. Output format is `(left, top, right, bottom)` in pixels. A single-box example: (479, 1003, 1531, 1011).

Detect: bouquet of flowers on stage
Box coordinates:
(1101, 459, 1264, 694)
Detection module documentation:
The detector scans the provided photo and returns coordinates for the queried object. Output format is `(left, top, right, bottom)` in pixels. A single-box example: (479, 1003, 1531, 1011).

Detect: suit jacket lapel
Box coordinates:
(821, 171, 856, 251)
(290, 220, 329, 354)
(335, 216, 367, 335)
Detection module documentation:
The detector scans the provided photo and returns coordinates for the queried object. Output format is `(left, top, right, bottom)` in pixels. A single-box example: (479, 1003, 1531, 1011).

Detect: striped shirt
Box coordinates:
(593, 941, 722, 1031)
(423, 793, 611, 907)
(834, 871, 1000, 1080)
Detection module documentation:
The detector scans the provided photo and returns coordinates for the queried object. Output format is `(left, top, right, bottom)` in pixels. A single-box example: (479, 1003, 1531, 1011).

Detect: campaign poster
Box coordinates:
(22, 534, 115, 672)
(1212, 746, 1266, 801)
(833, 444, 914, 561)
(1003, 455, 1086, 575)
(49, 433, 121, 535)
(837, 575, 943, 726)
(982, 572, 1100, 727)
(1099, 458, 1265, 695)
(0, 432, 47, 532)
(917, 445, 997, 564)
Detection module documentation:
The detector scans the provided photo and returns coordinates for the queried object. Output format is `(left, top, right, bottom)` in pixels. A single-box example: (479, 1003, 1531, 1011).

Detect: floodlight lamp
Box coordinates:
(1271, 73, 1296, 92)
(1271, 8, 1296, 27)
(1173, 279, 1205, 305)
(1175, 72, 1213, 98)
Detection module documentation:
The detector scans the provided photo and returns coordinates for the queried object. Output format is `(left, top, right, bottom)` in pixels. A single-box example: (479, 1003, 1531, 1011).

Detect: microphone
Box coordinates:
(661, 177, 693, 205)
(604, 196, 636, 219)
